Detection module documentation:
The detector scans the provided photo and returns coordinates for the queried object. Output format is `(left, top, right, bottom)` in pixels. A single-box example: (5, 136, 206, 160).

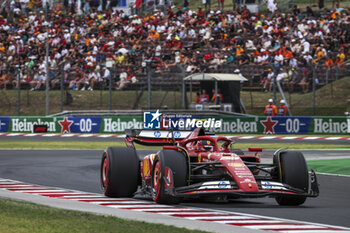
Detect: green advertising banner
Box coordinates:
(310, 117, 350, 134)
(9, 117, 62, 133)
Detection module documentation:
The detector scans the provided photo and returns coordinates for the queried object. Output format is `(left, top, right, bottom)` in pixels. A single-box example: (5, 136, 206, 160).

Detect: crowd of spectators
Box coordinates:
(0, 0, 349, 93)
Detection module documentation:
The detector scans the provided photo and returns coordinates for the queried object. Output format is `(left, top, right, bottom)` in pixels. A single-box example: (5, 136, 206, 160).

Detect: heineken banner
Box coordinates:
(2, 116, 349, 134)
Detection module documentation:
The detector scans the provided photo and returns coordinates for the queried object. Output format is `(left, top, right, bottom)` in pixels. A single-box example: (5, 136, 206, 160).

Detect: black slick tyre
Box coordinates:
(274, 151, 308, 206)
(101, 147, 139, 197)
(152, 150, 187, 204)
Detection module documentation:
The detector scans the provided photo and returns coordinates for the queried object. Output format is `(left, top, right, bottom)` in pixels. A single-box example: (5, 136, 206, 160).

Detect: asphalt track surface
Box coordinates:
(1, 135, 350, 145)
(0, 149, 350, 229)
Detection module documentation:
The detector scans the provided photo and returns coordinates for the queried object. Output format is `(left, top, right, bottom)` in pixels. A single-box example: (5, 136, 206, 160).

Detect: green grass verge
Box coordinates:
(308, 159, 350, 176)
(0, 198, 205, 233)
(0, 140, 349, 150)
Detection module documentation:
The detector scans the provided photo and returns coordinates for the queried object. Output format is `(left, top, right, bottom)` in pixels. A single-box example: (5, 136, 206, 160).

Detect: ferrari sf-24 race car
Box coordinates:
(101, 128, 319, 205)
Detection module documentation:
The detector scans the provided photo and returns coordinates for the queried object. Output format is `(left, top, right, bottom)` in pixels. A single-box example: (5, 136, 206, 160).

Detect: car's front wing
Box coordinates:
(171, 170, 319, 199)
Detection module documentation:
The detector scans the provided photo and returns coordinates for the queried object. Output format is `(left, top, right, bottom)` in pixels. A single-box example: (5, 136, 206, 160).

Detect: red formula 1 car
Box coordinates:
(100, 128, 319, 205)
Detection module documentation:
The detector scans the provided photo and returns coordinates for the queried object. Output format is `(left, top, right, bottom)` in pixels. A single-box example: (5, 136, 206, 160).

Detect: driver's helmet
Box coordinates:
(197, 140, 214, 152)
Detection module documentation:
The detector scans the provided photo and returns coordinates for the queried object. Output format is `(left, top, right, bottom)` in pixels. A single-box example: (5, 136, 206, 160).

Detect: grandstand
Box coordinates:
(0, 0, 349, 102)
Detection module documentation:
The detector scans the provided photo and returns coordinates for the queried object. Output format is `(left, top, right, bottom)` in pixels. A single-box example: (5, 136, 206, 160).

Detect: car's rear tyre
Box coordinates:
(101, 147, 139, 197)
(274, 151, 308, 206)
(152, 150, 187, 204)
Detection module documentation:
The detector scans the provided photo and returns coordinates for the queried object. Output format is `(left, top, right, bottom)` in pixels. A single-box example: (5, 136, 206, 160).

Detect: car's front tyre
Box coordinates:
(152, 150, 187, 204)
(274, 151, 308, 206)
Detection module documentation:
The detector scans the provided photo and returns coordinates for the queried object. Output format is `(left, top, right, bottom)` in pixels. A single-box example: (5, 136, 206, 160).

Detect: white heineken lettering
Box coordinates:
(221, 119, 257, 133)
(104, 118, 112, 132)
(11, 118, 56, 132)
(314, 119, 322, 133)
(348, 118, 350, 133)
(104, 118, 142, 132)
(314, 118, 347, 133)
(237, 119, 244, 132)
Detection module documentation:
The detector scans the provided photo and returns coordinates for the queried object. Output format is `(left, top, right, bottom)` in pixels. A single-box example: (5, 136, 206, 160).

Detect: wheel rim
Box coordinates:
(102, 157, 108, 187)
(152, 161, 161, 200)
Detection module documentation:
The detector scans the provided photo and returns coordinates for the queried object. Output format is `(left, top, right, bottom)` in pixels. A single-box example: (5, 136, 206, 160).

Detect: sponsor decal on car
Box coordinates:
(241, 178, 254, 184)
(261, 181, 288, 190)
(228, 163, 243, 167)
(154, 131, 161, 137)
(173, 131, 181, 138)
(218, 181, 228, 189)
(198, 181, 232, 190)
(143, 159, 149, 177)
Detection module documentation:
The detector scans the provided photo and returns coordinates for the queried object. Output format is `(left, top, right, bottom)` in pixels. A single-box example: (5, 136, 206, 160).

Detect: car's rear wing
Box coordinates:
(124, 129, 193, 147)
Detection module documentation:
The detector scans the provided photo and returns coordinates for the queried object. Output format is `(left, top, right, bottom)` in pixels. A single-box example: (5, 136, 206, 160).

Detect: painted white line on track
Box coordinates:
(109, 204, 170, 208)
(215, 220, 282, 224)
(15, 190, 70, 193)
(4, 187, 44, 190)
(7, 133, 22, 136)
(303, 137, 322, 140)
(67, 197, 133, 201)
(316, 172, 350, 178)
(186, 216, 256, 220)
(155, 211, 220, 215)
(38, 192, 76, 195)
(247, 224, 326, 229)
(278, 231, 349, 233)
(85, 201, 154, 205)
(0, 185, 35, 188)
(97, 134, 114, 138)
(326, 137, 342, 140)
(282, 137, 299, 139)
(61, 134, 75, 137)
(139, 208, 200, 212)
(58, 195, 105, 199)
(79, 134, 94, 137)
